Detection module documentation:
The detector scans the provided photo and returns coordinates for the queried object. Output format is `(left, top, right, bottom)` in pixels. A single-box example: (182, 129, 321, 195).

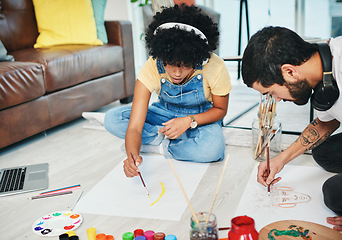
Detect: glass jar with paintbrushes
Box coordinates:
(190, 212, 218, 240)
(252, 94, 282, 161)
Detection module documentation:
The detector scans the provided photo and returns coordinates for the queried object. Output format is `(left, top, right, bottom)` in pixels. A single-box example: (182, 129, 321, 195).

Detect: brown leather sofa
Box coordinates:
(0, 0, 135, 149)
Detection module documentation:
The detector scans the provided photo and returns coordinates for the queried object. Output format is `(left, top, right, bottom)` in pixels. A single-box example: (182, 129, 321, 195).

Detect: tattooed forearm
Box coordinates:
(308, 131, 331, 150)
(300, 127, 319, 146)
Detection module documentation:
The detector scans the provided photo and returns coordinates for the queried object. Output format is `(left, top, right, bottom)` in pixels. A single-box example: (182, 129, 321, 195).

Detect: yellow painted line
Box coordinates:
(150, 182, 165, 206)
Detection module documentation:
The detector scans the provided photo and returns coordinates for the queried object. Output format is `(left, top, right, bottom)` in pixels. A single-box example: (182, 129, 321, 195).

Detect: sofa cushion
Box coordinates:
(0, 0, 39, 52)
(0, 62, 45, 110)
(11, 44, 124, 93)
(32, 0, 103, 48)
(92, 0, 108, 44)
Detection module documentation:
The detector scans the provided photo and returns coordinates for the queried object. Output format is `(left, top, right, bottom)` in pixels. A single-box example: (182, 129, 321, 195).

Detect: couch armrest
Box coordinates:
(105, 20, 135, 100)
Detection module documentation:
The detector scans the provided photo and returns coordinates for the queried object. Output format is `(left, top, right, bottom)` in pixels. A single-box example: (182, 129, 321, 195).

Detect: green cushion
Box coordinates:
(92, 0, 108, 44)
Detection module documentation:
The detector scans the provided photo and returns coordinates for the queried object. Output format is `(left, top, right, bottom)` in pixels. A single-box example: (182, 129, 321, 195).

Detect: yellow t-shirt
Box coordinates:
(137, 53, 232, 102)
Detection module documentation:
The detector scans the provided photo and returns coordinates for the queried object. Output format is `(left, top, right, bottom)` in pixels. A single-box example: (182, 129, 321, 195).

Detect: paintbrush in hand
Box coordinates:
(130, 153, 150, 198)
(266, 145, 271, 195)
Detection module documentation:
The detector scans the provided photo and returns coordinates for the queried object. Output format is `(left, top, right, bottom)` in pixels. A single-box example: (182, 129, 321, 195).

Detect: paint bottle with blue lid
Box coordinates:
(135, 236, 147, 240)
(164, 235, 177, 240)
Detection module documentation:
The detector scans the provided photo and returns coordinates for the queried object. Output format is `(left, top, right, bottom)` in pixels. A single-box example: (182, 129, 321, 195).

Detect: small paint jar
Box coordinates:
(144, 230, 155, 240)
(135, 236, 147, 240)
(106, 236, 114, 240)
(190, 212, 218, 240)
(164, 235, 177, 240)
(228, 215, 259, 240)
(96, 233, 106, 240)
(153, 232, 166, 240)
(122, 232, 134, 240)
(134, 229, 144, 237)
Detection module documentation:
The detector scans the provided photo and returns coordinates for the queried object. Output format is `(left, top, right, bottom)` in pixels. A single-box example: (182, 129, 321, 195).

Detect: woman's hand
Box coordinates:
(158, 117, 191, 139)
(123, 153, 143, 178)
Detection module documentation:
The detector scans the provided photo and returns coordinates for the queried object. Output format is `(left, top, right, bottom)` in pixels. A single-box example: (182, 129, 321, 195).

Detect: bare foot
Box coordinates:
(327, 216, 342, 231)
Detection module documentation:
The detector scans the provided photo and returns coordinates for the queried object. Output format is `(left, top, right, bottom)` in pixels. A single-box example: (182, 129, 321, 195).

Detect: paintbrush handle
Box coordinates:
(168, 158, 199, 223)
(138, 172, 146, 188)
(130, 153, 150, 196)
(267, 141, 271, 195)
(206, 154, 230, 223)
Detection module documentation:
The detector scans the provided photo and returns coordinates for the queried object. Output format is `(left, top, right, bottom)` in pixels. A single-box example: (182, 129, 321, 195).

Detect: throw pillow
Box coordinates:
(0, 40, 14, 62)
(92, 0, 108, 44)
(32, 0, 103, 48)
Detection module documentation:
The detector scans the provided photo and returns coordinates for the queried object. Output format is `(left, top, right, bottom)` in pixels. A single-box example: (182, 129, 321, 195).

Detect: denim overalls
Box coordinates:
(104, 60, 225, 162)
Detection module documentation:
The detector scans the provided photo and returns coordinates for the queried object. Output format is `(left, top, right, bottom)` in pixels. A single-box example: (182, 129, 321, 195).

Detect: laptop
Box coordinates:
(0, 163, 49, 197)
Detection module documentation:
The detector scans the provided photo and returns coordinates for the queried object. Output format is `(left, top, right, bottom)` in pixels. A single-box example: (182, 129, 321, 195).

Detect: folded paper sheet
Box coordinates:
(74, 155, 209, 221)
(234, 163, 336, 231)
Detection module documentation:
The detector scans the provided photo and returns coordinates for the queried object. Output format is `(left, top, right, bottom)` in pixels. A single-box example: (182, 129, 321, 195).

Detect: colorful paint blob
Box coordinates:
(64, 225, 75, 230)
(74, 219, 81, 224)
(268, 225, 312, 240)
(32, 211, 83, 237)
(41, 229, 52, 235)
(150, 182, 165, 206)
(34, 226, 43, 231)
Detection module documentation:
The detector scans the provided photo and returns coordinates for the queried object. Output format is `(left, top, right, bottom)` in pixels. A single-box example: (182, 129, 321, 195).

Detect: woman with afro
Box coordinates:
(104, 4, 232, 178)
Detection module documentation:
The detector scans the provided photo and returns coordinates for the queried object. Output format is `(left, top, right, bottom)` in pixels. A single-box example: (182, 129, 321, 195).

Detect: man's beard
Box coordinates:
(285, 79, 313, 105)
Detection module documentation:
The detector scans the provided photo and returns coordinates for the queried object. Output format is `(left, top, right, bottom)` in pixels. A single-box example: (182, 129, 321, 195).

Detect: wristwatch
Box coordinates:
(188, 115, 197, 129)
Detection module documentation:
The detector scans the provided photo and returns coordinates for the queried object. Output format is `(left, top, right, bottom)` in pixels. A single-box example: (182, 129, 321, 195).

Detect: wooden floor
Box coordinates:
(0, 75, 320, 239)
(0, 115, 316, 239)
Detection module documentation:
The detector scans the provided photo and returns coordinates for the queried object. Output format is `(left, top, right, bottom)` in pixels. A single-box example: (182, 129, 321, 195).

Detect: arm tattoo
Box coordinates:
(299, 118, 333, 150)
(300, 127, 319, 147)
(311, 118, 319, 126)
(308, 131, 331, 150)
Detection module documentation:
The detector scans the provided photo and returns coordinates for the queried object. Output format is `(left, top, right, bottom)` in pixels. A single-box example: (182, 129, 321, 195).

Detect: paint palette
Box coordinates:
(32, 210, 83, 236)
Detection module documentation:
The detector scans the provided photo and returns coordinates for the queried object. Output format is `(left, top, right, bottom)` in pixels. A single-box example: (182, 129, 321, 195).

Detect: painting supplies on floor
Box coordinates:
(29, 190, 73, 200)
(130, 153, 150, 198)
(39, 184, 81, 196)
(32, 210, 83, 236)
(254, 94, 278, 160)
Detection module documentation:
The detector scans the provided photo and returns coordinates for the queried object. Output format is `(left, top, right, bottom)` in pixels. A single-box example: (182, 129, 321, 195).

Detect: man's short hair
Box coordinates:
(241, 26, 318, 88)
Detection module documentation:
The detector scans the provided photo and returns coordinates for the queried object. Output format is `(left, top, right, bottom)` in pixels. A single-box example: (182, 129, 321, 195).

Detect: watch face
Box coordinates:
(190, 121, 197, 129)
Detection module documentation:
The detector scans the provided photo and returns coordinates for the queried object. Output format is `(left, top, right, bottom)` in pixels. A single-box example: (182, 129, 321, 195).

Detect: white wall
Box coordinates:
(103, 0, 332, 74)
(104, 0, 147, 74)
(104, 0, 130, 20)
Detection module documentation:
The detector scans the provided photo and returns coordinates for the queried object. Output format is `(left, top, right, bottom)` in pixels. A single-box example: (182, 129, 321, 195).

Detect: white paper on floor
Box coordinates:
(234, 163, 336, 231)
(74, 154, 209, 221)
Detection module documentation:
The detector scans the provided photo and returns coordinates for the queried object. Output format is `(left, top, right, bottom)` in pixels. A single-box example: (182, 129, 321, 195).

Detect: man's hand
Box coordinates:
(257, 156, 284, 187)
(158, 117, 191, 139)
(123, 154, 143, 178)
(327, 216, 342, 231)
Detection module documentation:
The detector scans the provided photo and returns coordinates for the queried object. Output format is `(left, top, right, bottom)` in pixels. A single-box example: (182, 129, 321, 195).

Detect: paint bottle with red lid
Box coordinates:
(134, 229, 144, 237)
(228, 215, 259, 240)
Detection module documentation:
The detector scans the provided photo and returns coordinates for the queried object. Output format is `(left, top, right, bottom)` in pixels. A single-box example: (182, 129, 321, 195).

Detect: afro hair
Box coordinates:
(145, 4, 219, 69)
